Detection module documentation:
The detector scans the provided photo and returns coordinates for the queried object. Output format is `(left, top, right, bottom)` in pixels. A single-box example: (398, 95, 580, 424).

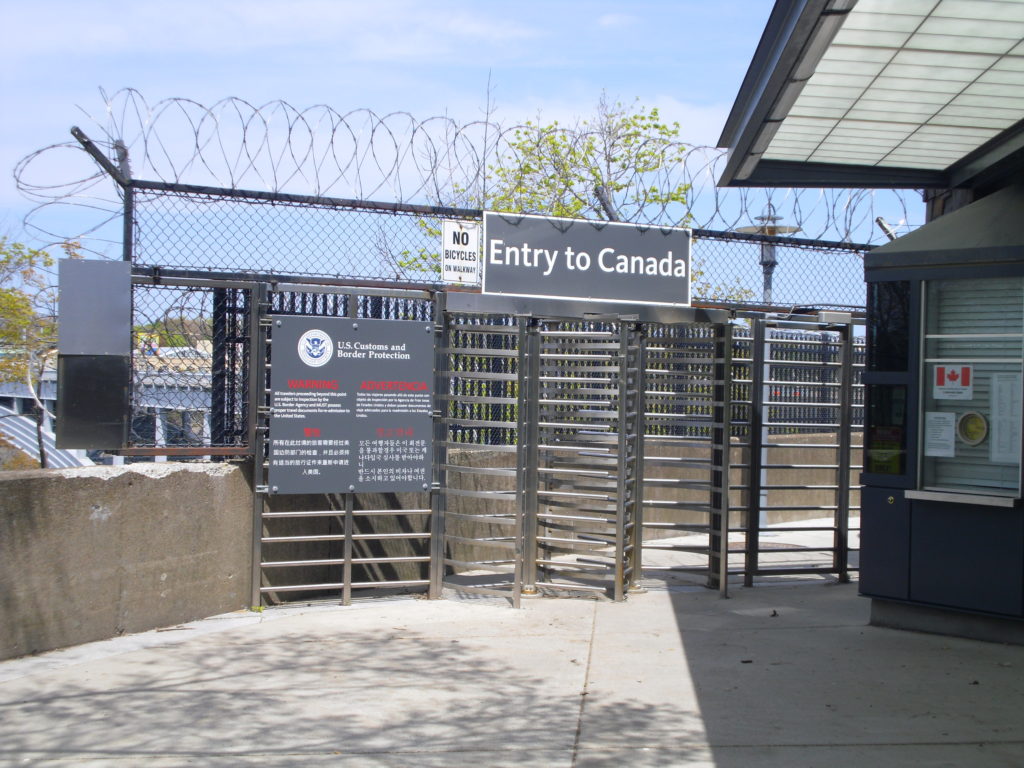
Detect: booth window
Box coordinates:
(865, 281, 910, 475)
(921, 277, 1023, 495)
(868, 281, 910, 372)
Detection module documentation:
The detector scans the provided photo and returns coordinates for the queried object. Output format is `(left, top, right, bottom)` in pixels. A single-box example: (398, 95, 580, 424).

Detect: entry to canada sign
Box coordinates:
(268, 315, 434, 494)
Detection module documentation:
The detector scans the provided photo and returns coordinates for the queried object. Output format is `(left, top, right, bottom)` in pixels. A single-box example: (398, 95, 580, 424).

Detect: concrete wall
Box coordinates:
(0, 463, 252, 661)
(1, 435, 861, 660)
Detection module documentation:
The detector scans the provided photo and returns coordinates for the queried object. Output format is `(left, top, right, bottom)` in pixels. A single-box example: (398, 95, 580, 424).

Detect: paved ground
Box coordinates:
(2, 575, 1023, 767)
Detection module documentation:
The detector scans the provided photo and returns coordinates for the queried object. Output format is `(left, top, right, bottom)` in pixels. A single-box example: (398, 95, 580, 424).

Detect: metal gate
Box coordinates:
(638, 323, 733, 593)
(433, 311, 524, 606)
(122, 275, 860, 606)
(633, 317, 863, 591)
(435, 311, 735, 603)
(236, 292, 860, 606)
(730, 317, 863, 584)
(525, 318, 645, 600)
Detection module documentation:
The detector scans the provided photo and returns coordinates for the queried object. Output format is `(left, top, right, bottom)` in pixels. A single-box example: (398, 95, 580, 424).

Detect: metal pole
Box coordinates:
(429, 292, 448, 599)
(122, 185, 135, 263)
(519, 318, 540, 596)
(343, 492, 354, 606)
(744, 318, 767, 586)
(248, 283, 270, 608)
(761, 242, 776, 305)
(628, 323, 647, 592)
(710, 323, 734, 596)
(613, 322, 631, 602)
(834, 323, 853, 582)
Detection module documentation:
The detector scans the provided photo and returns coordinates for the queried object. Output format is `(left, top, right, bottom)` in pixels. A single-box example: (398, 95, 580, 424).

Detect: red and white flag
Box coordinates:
(934, 365, 973, 400)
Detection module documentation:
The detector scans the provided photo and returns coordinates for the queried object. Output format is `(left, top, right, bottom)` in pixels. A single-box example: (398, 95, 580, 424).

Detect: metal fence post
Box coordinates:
(613, 322, 631, 601)
(429, 293, 449, 599)
(518, 317, 540, 595)
(248, 283, 270, 608)
(744, 318, 767, 586)
(709, 322, 733, 596)
(834, 323, 853, 582)
(628, 323, 647, 592)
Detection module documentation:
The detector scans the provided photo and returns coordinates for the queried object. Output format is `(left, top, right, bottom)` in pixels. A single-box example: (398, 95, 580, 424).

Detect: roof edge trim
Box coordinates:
(717, 0, 856, 188)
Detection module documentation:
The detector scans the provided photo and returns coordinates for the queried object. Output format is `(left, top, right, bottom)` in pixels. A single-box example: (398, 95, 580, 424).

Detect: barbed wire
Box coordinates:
(15, 88, 922, 257)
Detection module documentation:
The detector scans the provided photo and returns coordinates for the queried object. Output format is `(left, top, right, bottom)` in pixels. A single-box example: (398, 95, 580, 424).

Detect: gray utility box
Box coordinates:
(56, 259, 132, 449)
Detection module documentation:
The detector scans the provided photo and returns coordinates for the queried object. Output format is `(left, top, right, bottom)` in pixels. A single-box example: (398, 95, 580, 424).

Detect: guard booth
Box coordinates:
(861, 184, 1024, 641)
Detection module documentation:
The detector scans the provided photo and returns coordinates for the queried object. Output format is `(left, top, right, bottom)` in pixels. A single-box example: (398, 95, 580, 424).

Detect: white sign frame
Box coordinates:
(441, 220, 481, 284)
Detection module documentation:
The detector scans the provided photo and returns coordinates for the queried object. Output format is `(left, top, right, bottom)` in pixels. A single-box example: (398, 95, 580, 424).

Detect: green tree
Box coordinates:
(489, 95, 690, 223)
(0, 238, 75, 468)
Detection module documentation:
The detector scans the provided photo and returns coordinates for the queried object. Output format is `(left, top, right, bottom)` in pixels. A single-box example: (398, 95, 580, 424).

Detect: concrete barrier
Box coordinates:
(0, 463, 252, 660)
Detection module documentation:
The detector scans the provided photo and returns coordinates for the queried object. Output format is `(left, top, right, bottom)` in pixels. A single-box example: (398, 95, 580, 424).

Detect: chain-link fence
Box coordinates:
(130, 283, 250, 450)
(131, 186, 869, 307)
(123, 182, 868, 451)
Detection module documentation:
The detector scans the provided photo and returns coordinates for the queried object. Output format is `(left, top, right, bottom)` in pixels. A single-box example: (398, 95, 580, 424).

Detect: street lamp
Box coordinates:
(736, 205, 800, 304)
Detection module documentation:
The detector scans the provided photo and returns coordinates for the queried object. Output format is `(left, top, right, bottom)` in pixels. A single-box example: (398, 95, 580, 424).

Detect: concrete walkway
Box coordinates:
(2, 579, 1023, 767)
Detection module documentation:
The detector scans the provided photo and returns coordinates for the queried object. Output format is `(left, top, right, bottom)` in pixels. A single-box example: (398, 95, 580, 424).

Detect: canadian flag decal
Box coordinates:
(936, 366, 970, 386)
(934, 365, 974, 400)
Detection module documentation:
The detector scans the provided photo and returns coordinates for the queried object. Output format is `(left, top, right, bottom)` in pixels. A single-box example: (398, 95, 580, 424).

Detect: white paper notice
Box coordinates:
(990, 372, 1022, 464)
(924, 411, 956, 457)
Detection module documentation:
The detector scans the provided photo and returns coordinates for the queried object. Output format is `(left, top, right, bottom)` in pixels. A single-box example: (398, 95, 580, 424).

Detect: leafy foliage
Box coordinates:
(0, 238, 62, 384)
(488, 96, 690, 223)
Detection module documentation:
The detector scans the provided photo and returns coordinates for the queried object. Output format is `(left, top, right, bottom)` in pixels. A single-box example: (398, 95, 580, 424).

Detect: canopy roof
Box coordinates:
(718, 0, 1024, 190)
(865, 182, 1024, 268)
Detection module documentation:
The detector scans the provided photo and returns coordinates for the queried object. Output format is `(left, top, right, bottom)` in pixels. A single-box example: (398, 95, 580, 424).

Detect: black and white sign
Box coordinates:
(268, 315, 434, 494)
(482, 212, 691, 306)
(441, 220, 481, 284)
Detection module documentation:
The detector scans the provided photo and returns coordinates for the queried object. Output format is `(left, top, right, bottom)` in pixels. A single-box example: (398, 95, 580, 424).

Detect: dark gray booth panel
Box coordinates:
(859, 487, 910, 601)
(909, 500, 1024, 618)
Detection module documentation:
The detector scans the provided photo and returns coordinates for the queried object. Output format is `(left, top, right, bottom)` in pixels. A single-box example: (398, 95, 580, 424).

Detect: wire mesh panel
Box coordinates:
(128, 186, 869, 309)
(132, 188, 472, 284)
(692, 231, 869, 310)
(129, 281, 251, 450)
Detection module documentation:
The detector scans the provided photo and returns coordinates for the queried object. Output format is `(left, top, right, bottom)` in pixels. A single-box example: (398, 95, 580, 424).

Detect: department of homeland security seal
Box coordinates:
(297, 328, 333, 367)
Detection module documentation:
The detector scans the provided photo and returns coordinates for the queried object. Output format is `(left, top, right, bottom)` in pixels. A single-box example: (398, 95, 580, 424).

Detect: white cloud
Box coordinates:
(2, 1, 539, 63)
(596, 13, 638, 28)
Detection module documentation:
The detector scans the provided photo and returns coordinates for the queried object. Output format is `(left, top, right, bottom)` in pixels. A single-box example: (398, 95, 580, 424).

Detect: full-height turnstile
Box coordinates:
(436, 295, 730, 602)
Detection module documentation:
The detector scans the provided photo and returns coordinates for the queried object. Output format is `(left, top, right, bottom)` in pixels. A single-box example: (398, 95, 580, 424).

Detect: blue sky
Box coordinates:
(3, 1, 924, 260)
(2, 1, 774, 239)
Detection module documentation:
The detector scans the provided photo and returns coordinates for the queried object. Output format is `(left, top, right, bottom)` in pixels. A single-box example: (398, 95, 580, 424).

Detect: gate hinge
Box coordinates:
(255, 485, 270, 494)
